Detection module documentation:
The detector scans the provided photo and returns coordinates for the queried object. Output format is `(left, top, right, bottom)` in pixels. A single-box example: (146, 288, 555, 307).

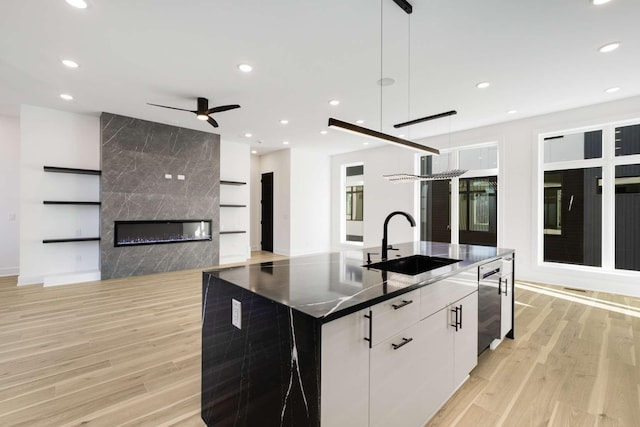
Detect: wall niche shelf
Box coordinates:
(44, 201, 101, 205)
(43, 166, 101, 175)
(220, 231, 246, 235)
(220, 180, 246, 186)
(43, 237, 100, 244)
(42, 165, 101, 246)
(220, 204, 247, 208)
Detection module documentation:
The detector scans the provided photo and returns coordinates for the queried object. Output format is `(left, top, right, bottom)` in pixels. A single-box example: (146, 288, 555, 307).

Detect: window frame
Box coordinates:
(537, 119, 640, 274)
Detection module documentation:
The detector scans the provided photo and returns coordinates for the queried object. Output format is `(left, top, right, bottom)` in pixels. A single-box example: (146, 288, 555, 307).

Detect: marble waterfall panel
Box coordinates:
(202, 272, 321, 426)
(101, 113, 219, 279)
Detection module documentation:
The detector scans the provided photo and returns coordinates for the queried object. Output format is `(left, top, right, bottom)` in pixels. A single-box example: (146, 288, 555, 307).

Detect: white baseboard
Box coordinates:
(43, 270, 101, 287)
(0, 267, 19, 277)
(219, 255, 249, 266)
(18, 274, 44, 286)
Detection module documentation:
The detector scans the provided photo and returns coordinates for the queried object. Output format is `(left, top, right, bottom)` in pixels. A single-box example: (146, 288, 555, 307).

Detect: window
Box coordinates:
(346, 185, 363, 221)
(343, 164, 364, 244)
(541, 124, 640, 272)
(459, 177, 497, 246)
(420, 144, 499, 246)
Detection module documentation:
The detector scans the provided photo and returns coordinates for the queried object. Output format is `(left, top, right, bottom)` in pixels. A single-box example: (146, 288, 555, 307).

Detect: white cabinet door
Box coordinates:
(420, 269, 477, 320)
(417, 307, 455, 425)
(369, 321, 430, 427)
(500, 277, 513, 339)
(453, 291, 478, 388)
(321, 309, 370, 427)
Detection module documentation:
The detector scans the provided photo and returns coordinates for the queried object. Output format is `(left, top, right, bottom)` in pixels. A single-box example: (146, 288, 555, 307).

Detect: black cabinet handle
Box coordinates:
(391, 337, 413, 350)
(451, 305, 462, 331)
(450, 306, 459, 331)
(392, 299, 413, 310)
(504, 278, 508, 296)
(364, 310, 372, 348)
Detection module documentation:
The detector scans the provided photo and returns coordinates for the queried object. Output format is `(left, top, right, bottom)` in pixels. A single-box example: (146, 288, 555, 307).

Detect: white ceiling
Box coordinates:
(1, 0, 639, 155)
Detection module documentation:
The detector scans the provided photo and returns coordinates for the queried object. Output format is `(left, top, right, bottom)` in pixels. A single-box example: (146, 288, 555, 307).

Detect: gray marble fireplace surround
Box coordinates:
(100, 112, 220, 280)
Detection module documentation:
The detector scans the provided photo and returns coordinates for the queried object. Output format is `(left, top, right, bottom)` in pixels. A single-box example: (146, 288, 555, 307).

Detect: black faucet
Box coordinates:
(381, 211, 416, 261)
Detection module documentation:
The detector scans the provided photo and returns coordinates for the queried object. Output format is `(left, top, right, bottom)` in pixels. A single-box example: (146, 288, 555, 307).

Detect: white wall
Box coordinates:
(18, 105, 100, 286)
(290, 148, 331, 256)
(0, 115, 20, 276)
(417, 95, 640, 296)
(250, 154, 262, 251)
(330, 145, 418, 251)
(259, 149, 291, 255)
(219, 140, 251, 264)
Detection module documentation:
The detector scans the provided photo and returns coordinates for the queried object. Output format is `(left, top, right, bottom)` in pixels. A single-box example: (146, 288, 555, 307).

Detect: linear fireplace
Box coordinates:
(114, 220, 212, 247)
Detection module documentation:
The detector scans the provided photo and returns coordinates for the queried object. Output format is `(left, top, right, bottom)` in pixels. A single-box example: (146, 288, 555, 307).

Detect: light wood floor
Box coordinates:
(1, 256, 639, 427)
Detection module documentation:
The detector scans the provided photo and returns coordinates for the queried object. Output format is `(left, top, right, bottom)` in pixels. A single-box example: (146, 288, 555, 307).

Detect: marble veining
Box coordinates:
(100, 112, 220, 279)
(281, 307, 309, 426)
(207, 241, 514, 322)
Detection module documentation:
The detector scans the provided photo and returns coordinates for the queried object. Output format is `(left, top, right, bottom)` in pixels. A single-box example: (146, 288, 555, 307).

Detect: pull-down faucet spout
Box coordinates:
(381, 211, 416, 261)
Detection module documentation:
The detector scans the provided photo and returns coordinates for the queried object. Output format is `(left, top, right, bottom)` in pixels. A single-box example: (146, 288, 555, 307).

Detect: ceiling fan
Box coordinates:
(147, 97, 240, 128)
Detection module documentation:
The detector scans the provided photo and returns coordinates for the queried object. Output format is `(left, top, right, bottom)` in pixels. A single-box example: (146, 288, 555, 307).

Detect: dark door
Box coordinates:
(261, 172, 274, 252)
(421, 180, 451, 243)
(459, 177, 497, 247)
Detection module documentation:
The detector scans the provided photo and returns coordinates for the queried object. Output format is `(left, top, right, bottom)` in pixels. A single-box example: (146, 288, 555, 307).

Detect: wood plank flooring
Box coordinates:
(1, 258, 639, 426)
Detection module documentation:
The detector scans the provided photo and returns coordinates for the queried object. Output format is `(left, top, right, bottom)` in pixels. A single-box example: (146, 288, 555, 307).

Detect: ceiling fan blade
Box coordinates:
(207, 116, 219, 128)
(206, 104, 241, 114)
(147, 103, 196, 113)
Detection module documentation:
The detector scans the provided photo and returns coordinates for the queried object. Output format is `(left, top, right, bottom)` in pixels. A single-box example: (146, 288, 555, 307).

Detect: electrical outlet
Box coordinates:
(76, 255, 82, 263)
(8, 213, 16, 221)
(232, 299, 242, 329)
(177, 174, 185, 180)
(164, 174, 172, 179)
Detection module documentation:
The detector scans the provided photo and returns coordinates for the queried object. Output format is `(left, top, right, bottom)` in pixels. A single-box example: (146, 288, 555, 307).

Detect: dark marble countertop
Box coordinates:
(204, 241, 514, 323)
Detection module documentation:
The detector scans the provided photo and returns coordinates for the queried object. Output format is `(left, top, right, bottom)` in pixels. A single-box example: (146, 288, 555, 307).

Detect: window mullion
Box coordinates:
(602, 125, 615, 269)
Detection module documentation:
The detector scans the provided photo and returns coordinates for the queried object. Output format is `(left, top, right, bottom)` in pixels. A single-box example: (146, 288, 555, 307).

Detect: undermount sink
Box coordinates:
(365, 255, 461, 276)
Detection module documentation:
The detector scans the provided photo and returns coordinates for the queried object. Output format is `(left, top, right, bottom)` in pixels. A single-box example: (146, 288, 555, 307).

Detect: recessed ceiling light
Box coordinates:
(476, 82, 490, 89)
(60, 93, 73, 101)
(65, 0, 87, 8)
(507, 110, 518, 115)
(61, 59, 79, 68)
(238, 64, 253, 73)
(283, 141, 289, 145)
(329, 100, 340, 106)
(244, 133, 252, 138)
(599, 42, 620, 53)
(279, 119, 289, 125)
(356, 120, 364, 124)
(605, 87, 620, 93)
(363, 142, 369, 145)
(251, 150, 257, 154)
(320, 130, 328, 135)
(398, 134, 405, 138)
(591, 0, 612, 5)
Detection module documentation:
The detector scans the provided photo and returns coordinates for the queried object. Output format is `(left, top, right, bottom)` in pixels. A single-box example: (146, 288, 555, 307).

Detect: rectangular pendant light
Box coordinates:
(328, 118, 439, 154)
(393, 110, 457, 129)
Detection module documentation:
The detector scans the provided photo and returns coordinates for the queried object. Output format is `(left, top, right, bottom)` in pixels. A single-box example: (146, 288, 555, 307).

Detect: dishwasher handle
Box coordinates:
(481, 268, 501, 280)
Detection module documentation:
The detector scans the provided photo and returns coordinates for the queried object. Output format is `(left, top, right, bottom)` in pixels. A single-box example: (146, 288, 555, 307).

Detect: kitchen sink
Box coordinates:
(365, 255, 461, 276)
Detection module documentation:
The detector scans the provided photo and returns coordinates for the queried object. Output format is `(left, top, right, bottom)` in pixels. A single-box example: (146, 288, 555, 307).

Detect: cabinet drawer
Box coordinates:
(420, 269, 477, 319)
(370, 290, 420, 346)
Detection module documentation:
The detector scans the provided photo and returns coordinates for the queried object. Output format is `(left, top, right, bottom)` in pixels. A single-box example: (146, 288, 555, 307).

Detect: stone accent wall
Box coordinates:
(100, 113, 219, 279)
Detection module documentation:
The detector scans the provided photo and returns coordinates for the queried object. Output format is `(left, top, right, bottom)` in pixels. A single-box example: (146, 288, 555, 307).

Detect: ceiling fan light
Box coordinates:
(196, 114, 209, 121)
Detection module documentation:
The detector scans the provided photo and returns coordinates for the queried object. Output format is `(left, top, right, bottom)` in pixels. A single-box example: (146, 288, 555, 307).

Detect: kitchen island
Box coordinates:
(201, 241, 515, 427)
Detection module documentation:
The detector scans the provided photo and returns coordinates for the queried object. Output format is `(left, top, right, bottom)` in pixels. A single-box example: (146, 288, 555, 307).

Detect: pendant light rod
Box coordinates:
(392, 0, 413, 14)
(393, 110, 458, 128)
(328, 118, 439, 154)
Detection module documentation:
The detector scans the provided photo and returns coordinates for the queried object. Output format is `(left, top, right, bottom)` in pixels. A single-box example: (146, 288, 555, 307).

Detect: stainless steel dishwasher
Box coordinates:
(478, 258, 502, 354)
